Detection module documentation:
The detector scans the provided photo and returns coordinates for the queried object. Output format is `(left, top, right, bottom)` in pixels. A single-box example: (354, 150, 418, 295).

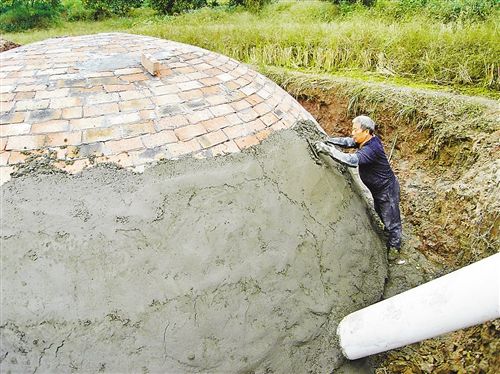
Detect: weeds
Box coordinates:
(3, 1, 499, 91)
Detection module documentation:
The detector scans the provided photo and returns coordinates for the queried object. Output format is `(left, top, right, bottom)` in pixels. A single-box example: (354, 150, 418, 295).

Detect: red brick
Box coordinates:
(50, 97, 82, 109)
(45, 131, 82, 147)
(62, 107, 83, 120)
(209, 104, 234, 117)
(119, 90, 151, 101)
(57, 159, 90, 174)
(199, 77, 221, 86)
(141, 130, 177, 148)
(0, 102, 14, 112)
(16, 99, 49, 111)
(198, 130, 228, 149)
(153, 94, 182, 106)
(200, 86, 221, 95)
(236, 108, 259, 122)
(232, 99, 252, 111)
(141, 54, 160, 76)
(247, 118, 266, 133)
(7, 151, 29, 165)
(104, 84, 135, 93)
(15, 84, 46, 92)
(119, 98, 154, 112)
(121, 73, 149, 82)
(178, 81, 203, 92)
(107, 113, 141, 126)
(6, 135, 45, 150)
(121, 121, 155, 138)
(235, 135, 260, 150)
(70, 116, 107, 130)
(0, 112, 25, 125)
(83, 103, 119, 117)
(105, 136, 144, 154)
(0, 93, 15, 102)
(151, 85, 179, 96)
(256, 128, 272, 141)
(260, 112, 280, 126)
(71, 86, 104, 95)
(186, 109, 213, 125)
(0, 152, 9, 166)
(15, 91, 36, 100)
(210, 140, 240, 156)
(254, 102, 272, 116)
(85, 93, 120, 105)
(156, 115, 188, 131)
(174, 124, 206, 141)
(247, 94, 264, 106)
(206, 95, 227, 106)
(114, 68, 143, 75)
(223, 124, 252, 139)
(179, 89, 204, 101)
(35, 88, 70, 100)
(0, 166, 15, 184)
(83, 127, 121, 143)
(166, 139, 201, 157)
(201, 117, 231, 132)
(139, 110, 156, 121)
(31, 120, 69, 134)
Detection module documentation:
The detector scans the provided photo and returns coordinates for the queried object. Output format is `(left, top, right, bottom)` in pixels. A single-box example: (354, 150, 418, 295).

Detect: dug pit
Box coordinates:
(1, 128, 387, 373)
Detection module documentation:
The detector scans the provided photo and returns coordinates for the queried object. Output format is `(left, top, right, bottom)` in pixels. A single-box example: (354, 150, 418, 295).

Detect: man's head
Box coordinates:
(351, 115, 375, 145)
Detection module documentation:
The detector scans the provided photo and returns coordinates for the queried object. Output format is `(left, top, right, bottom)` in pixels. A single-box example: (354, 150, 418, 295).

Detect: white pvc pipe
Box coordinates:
(337, 253, 500, 360)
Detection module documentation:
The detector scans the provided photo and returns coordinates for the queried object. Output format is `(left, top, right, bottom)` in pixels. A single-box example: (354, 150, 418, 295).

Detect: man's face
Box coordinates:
(351, 122, 370, 144)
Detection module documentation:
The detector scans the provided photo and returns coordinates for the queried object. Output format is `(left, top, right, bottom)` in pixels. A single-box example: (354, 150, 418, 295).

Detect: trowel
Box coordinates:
(306, 138, 322, 164)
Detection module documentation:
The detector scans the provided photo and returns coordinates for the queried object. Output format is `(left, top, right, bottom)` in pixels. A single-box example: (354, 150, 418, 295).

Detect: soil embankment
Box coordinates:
(267, 69, 500, 373)
(1, 128, 387, 373)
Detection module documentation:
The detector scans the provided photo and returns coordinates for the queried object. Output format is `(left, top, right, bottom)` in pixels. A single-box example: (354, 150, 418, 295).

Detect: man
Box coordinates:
(315, 115, 402, 259)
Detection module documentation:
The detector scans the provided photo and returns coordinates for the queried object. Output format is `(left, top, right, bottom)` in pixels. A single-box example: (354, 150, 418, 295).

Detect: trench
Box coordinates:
(1, 127, 388, 373)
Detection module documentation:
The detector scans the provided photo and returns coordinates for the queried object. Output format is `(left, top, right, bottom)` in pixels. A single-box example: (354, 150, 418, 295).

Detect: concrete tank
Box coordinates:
(0, 34, 387, 373)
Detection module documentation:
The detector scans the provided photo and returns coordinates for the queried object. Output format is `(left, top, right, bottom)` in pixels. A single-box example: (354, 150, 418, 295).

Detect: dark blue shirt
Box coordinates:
(356, 136, 395, 193)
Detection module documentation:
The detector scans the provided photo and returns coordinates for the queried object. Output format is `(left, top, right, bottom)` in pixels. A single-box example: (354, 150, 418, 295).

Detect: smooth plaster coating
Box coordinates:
(1, 128, 387, 373)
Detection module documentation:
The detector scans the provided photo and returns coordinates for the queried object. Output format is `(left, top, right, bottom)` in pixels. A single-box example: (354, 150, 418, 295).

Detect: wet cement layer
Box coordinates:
(1, 128, 387, 373)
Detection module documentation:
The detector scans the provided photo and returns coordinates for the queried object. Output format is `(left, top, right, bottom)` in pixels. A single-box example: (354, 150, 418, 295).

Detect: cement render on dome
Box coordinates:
(0, 33, 316, 184)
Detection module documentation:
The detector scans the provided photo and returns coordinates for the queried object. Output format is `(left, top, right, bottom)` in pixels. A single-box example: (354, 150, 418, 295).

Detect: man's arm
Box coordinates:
(325, 137, 357, 148)
(315, 142, 359, 168)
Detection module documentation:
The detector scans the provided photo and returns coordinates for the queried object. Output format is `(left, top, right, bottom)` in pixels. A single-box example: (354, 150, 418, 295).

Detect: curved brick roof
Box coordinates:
(0, 33, 316, 184)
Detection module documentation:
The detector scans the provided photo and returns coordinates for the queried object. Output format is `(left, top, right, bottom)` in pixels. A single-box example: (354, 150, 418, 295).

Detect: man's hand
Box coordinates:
(315, 141, 330, 154)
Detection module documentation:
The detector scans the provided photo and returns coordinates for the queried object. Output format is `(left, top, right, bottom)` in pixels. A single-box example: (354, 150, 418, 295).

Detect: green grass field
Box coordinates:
(3, 1, 499, 96)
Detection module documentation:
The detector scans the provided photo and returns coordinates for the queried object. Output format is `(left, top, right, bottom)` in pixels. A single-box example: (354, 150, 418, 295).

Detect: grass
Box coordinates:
(3, 1, 499, 93)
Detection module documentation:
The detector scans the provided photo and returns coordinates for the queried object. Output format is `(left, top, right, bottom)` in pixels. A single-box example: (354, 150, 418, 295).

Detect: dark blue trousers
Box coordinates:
(372, 178, 402, 249)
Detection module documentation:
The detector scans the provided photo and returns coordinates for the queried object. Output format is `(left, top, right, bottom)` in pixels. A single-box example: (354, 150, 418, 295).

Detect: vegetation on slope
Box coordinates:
(2, 1, 499, 93)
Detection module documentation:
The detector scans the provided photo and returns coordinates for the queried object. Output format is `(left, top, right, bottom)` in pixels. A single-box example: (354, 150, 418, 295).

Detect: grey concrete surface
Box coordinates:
(1, 128, 387, 373)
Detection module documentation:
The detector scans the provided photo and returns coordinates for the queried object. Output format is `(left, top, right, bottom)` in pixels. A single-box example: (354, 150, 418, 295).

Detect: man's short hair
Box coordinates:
(353, 115, 375, 134)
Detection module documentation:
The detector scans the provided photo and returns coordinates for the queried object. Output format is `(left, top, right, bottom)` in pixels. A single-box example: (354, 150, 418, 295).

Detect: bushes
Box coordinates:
(0, 0, 146, 29)
(61, 0, 92, 20)
(150, 0, 209, 15)
(228, 0, 273, 12)
(377, 0, 499, 22)
(0, 0, 62, 32)
(82, 0, 142, 19)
